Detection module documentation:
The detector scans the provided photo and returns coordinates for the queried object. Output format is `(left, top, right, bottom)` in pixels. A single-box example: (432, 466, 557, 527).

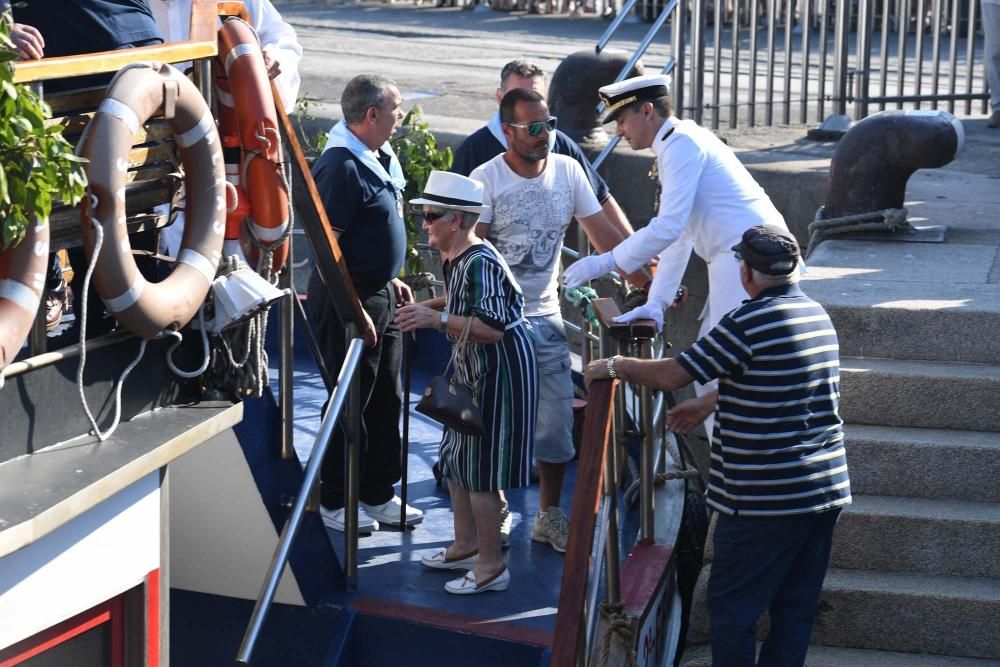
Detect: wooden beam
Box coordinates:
(551, 378, 619, 667)
(216, 1, 252, 20)
(275, 93, 367, 335)
(12, 0, 219, 84)
(12, 42, 217, 84)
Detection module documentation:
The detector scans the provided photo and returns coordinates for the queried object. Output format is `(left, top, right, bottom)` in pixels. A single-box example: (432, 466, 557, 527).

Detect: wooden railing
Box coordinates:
(551, 377, 619, 667)
(11, 0, 218, 84)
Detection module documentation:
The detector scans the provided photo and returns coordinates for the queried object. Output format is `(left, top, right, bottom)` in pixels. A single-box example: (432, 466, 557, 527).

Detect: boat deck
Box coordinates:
(285, 341, 578, 646)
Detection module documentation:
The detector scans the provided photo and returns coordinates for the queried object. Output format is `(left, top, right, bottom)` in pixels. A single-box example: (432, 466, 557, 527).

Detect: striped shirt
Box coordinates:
(676, 283, 851, 517)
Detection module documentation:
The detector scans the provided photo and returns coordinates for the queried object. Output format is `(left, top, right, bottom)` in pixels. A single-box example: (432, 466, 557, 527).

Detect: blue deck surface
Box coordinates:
(279, 337, 578, 639)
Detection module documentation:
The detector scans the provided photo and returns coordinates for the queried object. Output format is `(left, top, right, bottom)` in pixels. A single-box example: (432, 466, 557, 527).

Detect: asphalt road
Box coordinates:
(281, 1, 675, 121)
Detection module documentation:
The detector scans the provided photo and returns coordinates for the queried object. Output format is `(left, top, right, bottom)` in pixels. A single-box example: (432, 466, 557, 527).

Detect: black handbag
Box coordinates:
(416, 314, 488, 437)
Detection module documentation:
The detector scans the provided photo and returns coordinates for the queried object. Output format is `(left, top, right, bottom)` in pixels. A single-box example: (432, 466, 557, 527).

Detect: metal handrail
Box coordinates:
(236, 338, 365, 666)
(596, 0, 640, 53)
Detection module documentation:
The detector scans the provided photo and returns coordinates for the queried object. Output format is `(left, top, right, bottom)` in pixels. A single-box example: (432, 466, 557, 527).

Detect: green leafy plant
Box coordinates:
(0, 10, 87, 249)
(290, 94, 330, 159)
(390, 105, 452, 274)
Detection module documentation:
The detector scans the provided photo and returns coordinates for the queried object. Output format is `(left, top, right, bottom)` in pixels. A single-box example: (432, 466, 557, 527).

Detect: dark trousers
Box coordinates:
(307, 273, 402, 510)
(708, 508, 841, 667)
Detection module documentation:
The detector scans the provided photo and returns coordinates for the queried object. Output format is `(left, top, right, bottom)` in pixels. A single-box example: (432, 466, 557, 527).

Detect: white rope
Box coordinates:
(165, 306, 210, 379)
(76, 208, 149, 442)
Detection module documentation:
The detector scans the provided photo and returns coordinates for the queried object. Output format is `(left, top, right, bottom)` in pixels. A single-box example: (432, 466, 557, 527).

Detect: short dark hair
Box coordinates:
(500, 60, 545, 88)
(619, 94, 673, 122)
(499, 87, 545, 124)
(341, 74, 396, 124)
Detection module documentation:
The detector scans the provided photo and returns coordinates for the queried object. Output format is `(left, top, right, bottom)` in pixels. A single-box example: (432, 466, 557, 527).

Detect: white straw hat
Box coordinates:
(410, 171, 490, 215)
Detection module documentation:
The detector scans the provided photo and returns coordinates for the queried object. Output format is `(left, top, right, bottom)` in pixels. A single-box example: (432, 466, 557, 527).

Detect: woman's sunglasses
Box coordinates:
(423, 210, 452, 223)
(506, 116, 558, 137)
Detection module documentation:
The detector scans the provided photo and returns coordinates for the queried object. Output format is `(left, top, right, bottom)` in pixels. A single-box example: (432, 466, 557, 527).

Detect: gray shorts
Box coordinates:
(528, 314, 575, 465)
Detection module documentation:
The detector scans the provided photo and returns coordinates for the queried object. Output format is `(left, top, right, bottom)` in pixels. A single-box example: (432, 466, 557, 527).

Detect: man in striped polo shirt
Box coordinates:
(585, 224, 851, 666)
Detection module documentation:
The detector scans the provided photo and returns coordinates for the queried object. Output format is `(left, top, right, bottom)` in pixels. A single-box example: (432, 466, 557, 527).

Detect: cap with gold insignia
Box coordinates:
(598, 74, 672, 125)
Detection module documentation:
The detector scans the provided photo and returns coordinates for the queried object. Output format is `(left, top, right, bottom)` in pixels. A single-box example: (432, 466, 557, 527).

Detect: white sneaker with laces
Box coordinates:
(361, 495, 424, 526)
(320, 505, 378, 533)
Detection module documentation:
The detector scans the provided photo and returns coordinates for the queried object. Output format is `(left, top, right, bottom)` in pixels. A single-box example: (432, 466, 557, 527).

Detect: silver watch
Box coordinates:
(607, 355, 622, 379)
(439, 311, 449, 331)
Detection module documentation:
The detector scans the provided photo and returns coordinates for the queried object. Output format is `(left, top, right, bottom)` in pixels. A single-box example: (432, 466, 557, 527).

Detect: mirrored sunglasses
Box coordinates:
(507, 116, 558, 137)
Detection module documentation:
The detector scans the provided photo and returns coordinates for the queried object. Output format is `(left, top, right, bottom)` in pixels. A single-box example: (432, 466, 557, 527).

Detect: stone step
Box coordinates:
(835, 495, 1000, 578)
(814, 569, 1000, 659)
(680, 643, 1000, 666)
(839, 357, 1000, 432)
(689, 567, 1000, 659)
(844, 424, 1000, 502)
(802, 240, 1000, 365)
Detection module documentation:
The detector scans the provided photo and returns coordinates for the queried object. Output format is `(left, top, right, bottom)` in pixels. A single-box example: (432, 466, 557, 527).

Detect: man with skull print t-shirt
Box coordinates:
(469, 87, 630, 554)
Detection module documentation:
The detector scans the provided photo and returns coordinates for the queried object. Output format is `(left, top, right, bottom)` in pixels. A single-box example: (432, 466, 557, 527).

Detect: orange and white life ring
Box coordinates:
(216, 17, 289, 275)
(0, 220, 48, 370)
(78, 62, 225, 340)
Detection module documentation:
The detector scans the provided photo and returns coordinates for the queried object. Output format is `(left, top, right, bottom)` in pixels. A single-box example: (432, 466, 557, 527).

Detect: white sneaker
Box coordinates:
(531, 506, 569, 553)
(361, 495, 424, 526)
(320, 505, 379, 533)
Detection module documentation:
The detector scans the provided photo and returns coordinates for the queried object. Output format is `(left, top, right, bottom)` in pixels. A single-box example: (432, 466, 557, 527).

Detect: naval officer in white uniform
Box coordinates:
(563, 74, 790, 438)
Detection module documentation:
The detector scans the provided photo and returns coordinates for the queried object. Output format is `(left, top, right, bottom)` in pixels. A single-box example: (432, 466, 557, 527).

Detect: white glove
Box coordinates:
(562, 252, 616, 288)
(613, 302, 665, 333)
(612, 274, 675, 332)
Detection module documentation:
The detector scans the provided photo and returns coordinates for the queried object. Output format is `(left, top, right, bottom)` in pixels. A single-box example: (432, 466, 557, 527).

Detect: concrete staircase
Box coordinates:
(681, 121, 1000, 665)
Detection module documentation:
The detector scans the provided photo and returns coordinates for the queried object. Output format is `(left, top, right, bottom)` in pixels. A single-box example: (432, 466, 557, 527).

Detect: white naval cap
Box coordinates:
(598, 74, 672, 124)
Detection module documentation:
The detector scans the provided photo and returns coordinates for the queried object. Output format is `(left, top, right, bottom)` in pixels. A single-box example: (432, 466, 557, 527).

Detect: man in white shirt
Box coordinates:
(563, 74, 791, 439)
(150, 0, 301, 111)
(470, 88, 628, 554)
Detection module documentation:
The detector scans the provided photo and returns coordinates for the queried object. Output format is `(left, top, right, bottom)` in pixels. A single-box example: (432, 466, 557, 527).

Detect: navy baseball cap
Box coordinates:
(732, 225, 800, 275)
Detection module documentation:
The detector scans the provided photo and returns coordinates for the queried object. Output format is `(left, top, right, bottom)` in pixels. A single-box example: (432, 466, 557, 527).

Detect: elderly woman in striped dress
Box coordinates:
(396, 172, 537, 595)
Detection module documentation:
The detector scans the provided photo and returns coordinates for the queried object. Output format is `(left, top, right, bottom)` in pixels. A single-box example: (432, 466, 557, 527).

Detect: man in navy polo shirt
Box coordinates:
(452, 59, 635, 242)
(585, 225, 851, 666)
(307, 74, 424, 533)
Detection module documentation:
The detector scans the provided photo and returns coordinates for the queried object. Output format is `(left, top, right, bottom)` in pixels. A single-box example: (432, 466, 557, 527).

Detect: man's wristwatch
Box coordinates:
(439, 311, 449, 332)
(607, 355, 622, 379)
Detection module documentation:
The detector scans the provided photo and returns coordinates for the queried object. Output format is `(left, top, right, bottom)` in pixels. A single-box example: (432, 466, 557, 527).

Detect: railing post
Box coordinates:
(833, 0, 851, 116)
(599, 330, 621, 605)
(673, 0, 687, 116)
(690, 0, 706, 124)
(279, 237, 295, 460)
(637, 338, 655, 541)
(855, 0, 874, 119)
(343, 326, 362, 590)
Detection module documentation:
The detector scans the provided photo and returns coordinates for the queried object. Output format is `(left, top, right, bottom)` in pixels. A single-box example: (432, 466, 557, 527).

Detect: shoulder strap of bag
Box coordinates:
(443, 315, 474, 379)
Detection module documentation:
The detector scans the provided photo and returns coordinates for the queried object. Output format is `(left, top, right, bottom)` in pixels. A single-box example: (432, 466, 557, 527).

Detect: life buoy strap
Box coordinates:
(225, 43, 260, 74)
(176, 110, 216, 149)
(105, 274, 147, 314)
(97, 98, 141, 135)
(0, 279, 39, 314)
(178, 248, 218, 284)
(215, 85, 236, 108)
(249, 218, 289, 243)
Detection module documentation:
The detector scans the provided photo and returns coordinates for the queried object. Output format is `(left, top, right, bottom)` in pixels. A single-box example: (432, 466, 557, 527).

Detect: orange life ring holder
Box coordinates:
(79, 62, 225, 340)
(0, 220, 49, 370)
(217, 17, 289, 275)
